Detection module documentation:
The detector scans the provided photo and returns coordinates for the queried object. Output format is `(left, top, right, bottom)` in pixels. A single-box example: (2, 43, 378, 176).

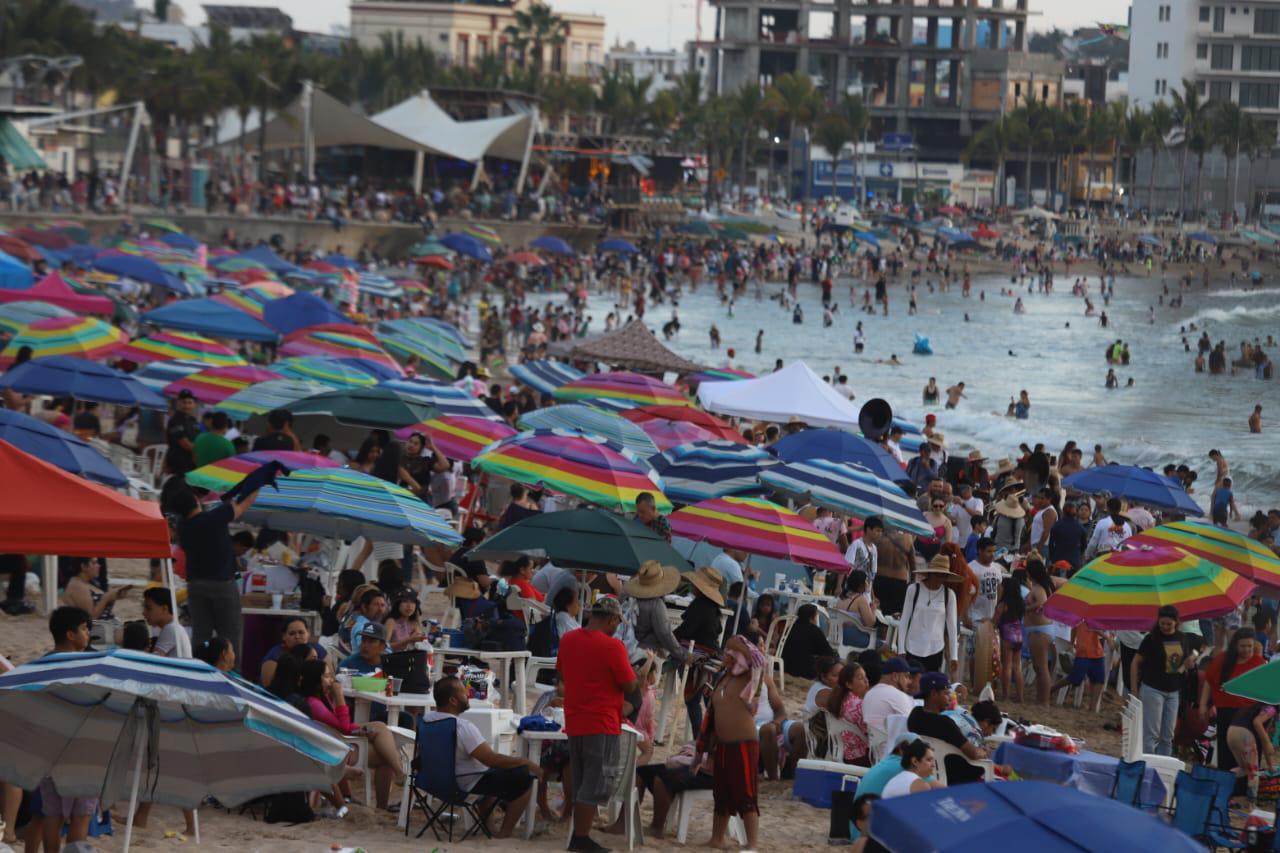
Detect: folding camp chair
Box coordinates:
(404, 716, 490, 842)
(1110, 759, 1148, 809)
(1170, 770, 1218, 845)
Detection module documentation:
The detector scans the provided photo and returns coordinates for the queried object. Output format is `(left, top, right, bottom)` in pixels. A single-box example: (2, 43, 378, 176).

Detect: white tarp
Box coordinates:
(697, 361, 862, 430)
(372, 92, 533, 163)
(215, 88, 424, 153)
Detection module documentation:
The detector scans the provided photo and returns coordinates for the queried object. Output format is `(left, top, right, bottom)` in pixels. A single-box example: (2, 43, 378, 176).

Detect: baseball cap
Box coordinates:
(591, 595, 623, 618)
(917, 672, 950, 696)
(882, 656, 921, 675)
(358, 622, 387, 642)
(177, 389, 195, 400)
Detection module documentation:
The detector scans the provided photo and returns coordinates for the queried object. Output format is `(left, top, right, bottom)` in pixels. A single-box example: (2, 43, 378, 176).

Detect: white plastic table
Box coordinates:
(349, 689, 435, 725)
(433, 647, 531, 714)
(516, 728, 567, 839)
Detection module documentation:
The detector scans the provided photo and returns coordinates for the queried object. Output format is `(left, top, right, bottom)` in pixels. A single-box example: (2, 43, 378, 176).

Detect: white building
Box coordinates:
(1130, 0, 1280, 133)
(605, 42, 687, 95)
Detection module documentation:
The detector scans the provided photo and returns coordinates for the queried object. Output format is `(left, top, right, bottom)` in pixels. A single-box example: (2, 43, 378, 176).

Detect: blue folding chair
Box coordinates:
(1111, 759, 1148, 808)
(404, 715, 490, 842)
(1171, 770, 1219, 845)
(1191, 765, 1248, 851)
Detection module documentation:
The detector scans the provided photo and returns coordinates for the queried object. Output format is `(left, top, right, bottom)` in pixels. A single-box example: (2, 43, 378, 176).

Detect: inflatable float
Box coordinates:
(913, 334, 933, 355)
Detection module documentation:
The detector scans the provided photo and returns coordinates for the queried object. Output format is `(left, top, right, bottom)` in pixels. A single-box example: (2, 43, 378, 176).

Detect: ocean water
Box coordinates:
(527, 272, 1280, 513)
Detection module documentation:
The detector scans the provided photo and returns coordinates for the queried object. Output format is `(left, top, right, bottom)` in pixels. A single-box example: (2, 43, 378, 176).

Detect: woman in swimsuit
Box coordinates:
(1024, 559, 1064, 706)
(915, 498, 953, 562)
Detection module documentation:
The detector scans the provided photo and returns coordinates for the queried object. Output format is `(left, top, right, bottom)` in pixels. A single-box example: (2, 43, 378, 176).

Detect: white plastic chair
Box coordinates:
(140, 443, 166, 486)
(830, 608, 877, 659)
(565, 727, 642, 850)
(764, 614, 797, 692)
(917, 735, 994, 785)
(344, 724, 415, 807)
(669, 788, 744, 844)
(823, 711, 865, 765)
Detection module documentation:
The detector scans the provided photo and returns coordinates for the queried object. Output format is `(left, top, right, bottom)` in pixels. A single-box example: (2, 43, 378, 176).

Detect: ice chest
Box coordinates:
(792, 759, 860, 809)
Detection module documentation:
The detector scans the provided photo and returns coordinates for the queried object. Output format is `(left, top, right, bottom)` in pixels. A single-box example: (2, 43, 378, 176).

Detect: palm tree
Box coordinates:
(812, 111, 854, 202)
(728, 84, 767, 196)
(763, 72, 823, 202)
(1082, 105, 1115, 212)
(1111, 101, 1140, 216)
(837, 93, 869, 203)
(503, 1, 568, 94)
(1171, 79, 1207, 220)
(1056, 101, 1088, 207)
(965, 115, 1017, 207)
(1144, 101, 1175, 214)
(1009, 97, 1054, 205)
(1211, 101, 1249, 220)
(1243, 119, 1276, 222)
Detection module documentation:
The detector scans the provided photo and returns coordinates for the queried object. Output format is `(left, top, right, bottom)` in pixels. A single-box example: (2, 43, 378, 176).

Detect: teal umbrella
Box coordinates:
(517, 403, 659, 458)
(467, 508, 691, 575)
(1224, 658, 1280, 704)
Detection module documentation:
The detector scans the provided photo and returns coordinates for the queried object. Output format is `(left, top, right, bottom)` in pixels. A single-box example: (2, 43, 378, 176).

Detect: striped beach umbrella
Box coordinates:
(1125, 520, 1280, 592)
(687, 367, 756, 383)
(620, 404, 745, 443)
(415, 316, 470, 348)
(210, 288, 266, 319)
(214, 379, 331, 420)
(0, 316, 126, 367)
(462, 223, 502, 245)
(518, 404, 659, 458)
(242, 467, 461, 546)
(553, 371, 692, 409)
(244, 280, 294, 300)
(394, 415, 517, 463)
(115, 330, 247, 367)
(163, 364, 283, 404)
(185, 450, 341, 492)
(132, 359, 214, 392)
(1043, 544, 1255, 630)
(508, 359, 584, 396)
(472, 429, 671, 514)
(282, 386, 441, 432)
(634, 418, 734, 452)
(668, 495, 849, 573)
(0, 300, 74, 334)
(380, 378, 503, 421)
(281, 325, 400, 371)
(272, 356, 378, 388)
(376, 323, 457, 380)
(649, 441, 776, 505)
(384, 317, 468, 363)
(759, 459, 933, 536)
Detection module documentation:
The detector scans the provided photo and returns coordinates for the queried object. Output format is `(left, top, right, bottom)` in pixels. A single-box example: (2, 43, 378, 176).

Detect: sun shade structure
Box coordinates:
(668, 496, 848, 573)
(697, 361, 862, 430)
(1125, 520, 1280, 592)
(770, 428, 909, 485)
(564, 321, 703, 374)
(620, 404, 746, 443)
(648, 441, 776, 505)
(1043, 544, 1255, 630)
(0, 272, 115, 316)
(214, 379, 332, 420)
(132, 359, 215, 392)
(272, 356, 378, 388)
(759, 459, 932, 536)
(0, 355, 165, 407)
(371, 91, 534, 163)
(1062, 464, 1203, 516)
(468, 508, 691, 575)
(0, 300, 74, 334)
(393, 415, 517, 463)
(281, 324, 399, 370)
(554, 370, 692, 409)
(379, 378, 503, 421)
(0, 316, 126, 367)
(91, 253, 196, 295)
(185, 450, 341, 492)
(1224, 658, 1280, 705)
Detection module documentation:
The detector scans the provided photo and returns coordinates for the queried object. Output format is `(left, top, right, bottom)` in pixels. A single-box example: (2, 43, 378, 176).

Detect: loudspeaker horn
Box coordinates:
(858, 398, 894, 441)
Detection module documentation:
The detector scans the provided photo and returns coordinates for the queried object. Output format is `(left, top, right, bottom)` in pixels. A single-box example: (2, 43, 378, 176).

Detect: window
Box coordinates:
(1197, 43, 1209, 59)
(1258, 8, 1280, 33)
(1210, 80, 1233, 101)
(1243, 45, 1280, 71)
(1214, 6, 1226, 31)
(1211, 43, 1234, 69)
(1200, 5, 1211, 21)
(1240, 81, 1280, 108)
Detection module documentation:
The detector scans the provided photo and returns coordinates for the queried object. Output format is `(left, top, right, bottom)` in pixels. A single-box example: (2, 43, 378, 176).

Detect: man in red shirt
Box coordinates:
(556, 595, 637, 853)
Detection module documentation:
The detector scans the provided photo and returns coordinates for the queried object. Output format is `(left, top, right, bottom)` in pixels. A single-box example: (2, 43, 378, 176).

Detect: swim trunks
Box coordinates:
(713, 740, 760, 816)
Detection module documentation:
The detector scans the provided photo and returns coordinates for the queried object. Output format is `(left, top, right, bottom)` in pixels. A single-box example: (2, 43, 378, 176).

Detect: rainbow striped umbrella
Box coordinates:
(472, 429, 671, 513)
(0, 316, 126, 367)
(210, 256, 272, 274)
(280, 327, 399, 371)
(1125, 520, 1280, 592)
(517, 404, 659, 458)
(272, 356, 378, 388)
(394, 415, 517, 462)
(1043, 544, 1255, 630)
(553, 371, 692, 409)
(244, 281, 295, 300)
(214, 380, 331, 420)
(115, 331, 247, 367)
(211, 289, 265, 320)
(133, 359, 213, 392)
(163, 365, 283, 404)
(688, 367, 756, 383)
(759, 459, 933, 537)
(462, 223, 502, 246)
(635, 418, 730, 452)
(383, 317, 468, 363)
(376, 323, 457, 380)
(0, 301, 74, 335)
(668, 495, 849, 573)
(185, 450, 341, 492)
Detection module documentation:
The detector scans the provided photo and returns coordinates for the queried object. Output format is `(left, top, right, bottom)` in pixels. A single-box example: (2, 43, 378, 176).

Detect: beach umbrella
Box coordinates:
(0, 250, 33, 289)
(415, 255, 454, 271)
(649, 441, 777, 505)
(508, 358, 584, 396)
(394, 415, 516, 463)
(114, 330, 247, 367)
(242, 467, 461, 546)
(468, 508, 691, 575)
(415, 316, 470, 348)
(158, 231, 202, 251)
(0, 234, 42, 263)
(185, 450, 341, 492)
(262, 291, 346, 336)
(674, 221, 716, 237)
(853, 230, 881, 250)
(210, 255, 271, 274)
(408, 239, 454, 259)
(210, 288, 266, 319)
(12, 227, 74, 250)
(530, 236, 575, 256)
(322, 254, 362, 270)
(376, 322, 458, 379)
(0, 648, 348, 852)
(518, 404, 659, 458)
(141, 298, 278, 342)
(132, 358, 214, 392)
(553, 371, 692, 409)
(868, 780, 1203, 853)
(1137, 233, 1162, 247)
(379, 377, 503, 421)
(237, 246, 300, 275)
(385, 317, 468, 363)
(0, 316, 126, 367)
(759, 459, 932, 536)
(472, 429, 671, 514)
(213, 379, 331, 420)
(770, 428, 909, 486)
(357, 273, 403, 300)
(280, 324, 400, 371)
(0, 300, 73, 334)
(332, 356, 404, 382)
(1224, 658, 1280, 704)
(668, 495, 848, 573)
(440, 233, 494, 262)
(0, 412, 127, 487)
(631, 417, 728, 452)
(163, 364, 283, 404)
(91, 253, 196, 295)
(620, 404, 745, 443)
(143, 217, 182, 233)
(599, 238, 640, 254)
(1061, 464, 1203, 515)
(1188, 231, 1217, 245)
(1125, 520, 1280, 592)
(687, 367, 756, 383)
(1043, 544, 1254, 630)
(272, 356, 378, 388)
(279, 386, 441, 440)
(462, 223, 502, 245)
(713, 225, 751, 242)
(504, 252, 546, 266)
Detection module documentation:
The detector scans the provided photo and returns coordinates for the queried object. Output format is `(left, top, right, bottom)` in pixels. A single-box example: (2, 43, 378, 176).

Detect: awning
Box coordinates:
(216, 88, 425, 154)
(371, 91, 534, 163)
(0, 120, 45, 171)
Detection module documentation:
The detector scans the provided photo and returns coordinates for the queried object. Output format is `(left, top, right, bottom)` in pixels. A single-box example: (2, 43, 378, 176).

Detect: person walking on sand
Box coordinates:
(1249, 405, 1263, 434)
(701, 633, 765, 850)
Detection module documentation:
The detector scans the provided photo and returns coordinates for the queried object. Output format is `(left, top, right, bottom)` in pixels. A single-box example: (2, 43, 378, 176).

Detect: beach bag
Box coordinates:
(528, 613, 559, 659)
(461, 615, 494, 649)
(263, 791, 314, 824)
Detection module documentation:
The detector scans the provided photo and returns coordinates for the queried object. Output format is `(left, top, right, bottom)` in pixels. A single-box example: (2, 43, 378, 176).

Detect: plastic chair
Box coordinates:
(140, 443, 166, 486)
(1170, 770, 1217, 844)
(345, 722, 414, 810)
(1110, 758, 1148, 808)
(764, 614, 796, 692)
(917, 735, 994, 785)
(405, 716, 490, 841)
(669, 788, 744, 844)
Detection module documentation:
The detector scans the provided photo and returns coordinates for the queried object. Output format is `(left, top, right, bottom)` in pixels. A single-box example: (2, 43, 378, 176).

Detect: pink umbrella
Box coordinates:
(163, 365, 283, 404)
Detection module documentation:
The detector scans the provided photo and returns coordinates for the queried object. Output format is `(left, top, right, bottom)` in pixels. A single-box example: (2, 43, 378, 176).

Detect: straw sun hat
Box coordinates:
(623, 560, 682, 600)
(915, 554, 962, 583)
(994, 493, 1027, 519)
(444, 577, 482, 600)
(685, 566, 725, 606)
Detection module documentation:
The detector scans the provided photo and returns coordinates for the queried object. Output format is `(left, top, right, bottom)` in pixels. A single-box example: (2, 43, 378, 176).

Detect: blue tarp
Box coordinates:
(263, 292, 346, 336)
(91, 254, 196, 295)
(141, 298, 278, 342)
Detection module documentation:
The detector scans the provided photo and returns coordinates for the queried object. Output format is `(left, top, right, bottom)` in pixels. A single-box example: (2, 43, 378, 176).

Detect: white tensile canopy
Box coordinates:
(696, 361, 863, 430)
(371, 92, 533, 163)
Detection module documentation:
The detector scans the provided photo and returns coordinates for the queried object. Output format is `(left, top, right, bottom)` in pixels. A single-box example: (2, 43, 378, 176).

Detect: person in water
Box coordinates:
(923, 378, 940, 405)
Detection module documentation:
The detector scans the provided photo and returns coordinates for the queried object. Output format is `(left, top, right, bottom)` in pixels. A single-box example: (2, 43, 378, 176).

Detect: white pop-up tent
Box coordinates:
(697, 361, 862, 430)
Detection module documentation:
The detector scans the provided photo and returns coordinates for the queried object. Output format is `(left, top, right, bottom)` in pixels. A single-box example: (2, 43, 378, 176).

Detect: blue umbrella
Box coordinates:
(530, 236, 575, 256)
(853, 230, 881, 251)
(0, 410, 127, 486)
(141, 298, 278, 342)
(1138, 233, 1162, 247)
(440, 233, 493, 263)
(0, 251, 33, 289)
(509, 359, 585, 396)
(1062, 463, 1203, 515)
(263, 291, 346, 335)
(238, 245, 300, 275)
(648, 440, 776, 504)
(336, 356, 403, 382)
(770, 428, 909, 486)
(892, 417, 922, 435)
(357, 273, 403, 299)
(56, 244, 101, 266)
(1188, 231, 1217, 245)
(599, 238, 640, 255)
(759, 459, 931, 536)
(91, 254, 195, 295)
(0, 355, 166, 407)
(159, 231, 202, 251)
(323, 254, 362, 270)
(869, 780, 1203, 853)
(518, 404, 659, 458)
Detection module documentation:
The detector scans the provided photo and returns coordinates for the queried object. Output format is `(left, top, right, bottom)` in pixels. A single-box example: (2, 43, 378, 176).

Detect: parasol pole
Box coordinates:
(162, 558, 178, 624)
(725, 554, 752, 648)
(121, 707, 146, 853)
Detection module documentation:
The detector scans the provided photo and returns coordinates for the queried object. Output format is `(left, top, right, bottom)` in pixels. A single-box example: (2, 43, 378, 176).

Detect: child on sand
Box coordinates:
(700, 633, 765, 849)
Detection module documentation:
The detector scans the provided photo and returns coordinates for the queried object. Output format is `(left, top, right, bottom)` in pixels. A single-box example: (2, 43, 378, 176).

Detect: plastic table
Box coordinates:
(993, 741, 1167, 804)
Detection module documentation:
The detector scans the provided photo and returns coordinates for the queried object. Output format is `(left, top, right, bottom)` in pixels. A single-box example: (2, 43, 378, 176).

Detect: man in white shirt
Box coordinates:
(884, 427, 906, 465)
(862, 657, 920, 748)
(948, 484, 983, 545)
(142, 587, 191, 658)
(966, 539, 1003, 626)
(844, 516, 882, 586)
(711, 548, 748, 590)
(1085, 498, 1134, 559)
(422, 676, 543, 838)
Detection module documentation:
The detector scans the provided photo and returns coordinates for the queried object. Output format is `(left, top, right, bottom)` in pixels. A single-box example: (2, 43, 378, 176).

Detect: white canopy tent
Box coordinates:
(697, 361, 863, 430)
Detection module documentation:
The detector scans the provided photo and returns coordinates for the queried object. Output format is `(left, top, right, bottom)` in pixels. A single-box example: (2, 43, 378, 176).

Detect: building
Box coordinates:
(606, 42, 687, 95)
(349, 0, 604, 77)
(1130, 0, 1280, 134)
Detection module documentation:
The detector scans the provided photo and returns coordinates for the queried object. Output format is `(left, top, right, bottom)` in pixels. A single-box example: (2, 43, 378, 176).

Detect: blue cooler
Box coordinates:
(792, 759, 860, 809)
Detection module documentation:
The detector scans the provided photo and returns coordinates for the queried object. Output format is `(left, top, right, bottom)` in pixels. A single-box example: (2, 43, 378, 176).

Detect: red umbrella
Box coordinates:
(635, 418, 729, 452)
(621, 404, 746, 443)
(304, 261, 343, 273)
(973, 224, 1000, 240)
(504, 252, 546, 266)
(13, 227, 73, 250)
(0, 235, 42, 263)
(415, 255, 453, 271)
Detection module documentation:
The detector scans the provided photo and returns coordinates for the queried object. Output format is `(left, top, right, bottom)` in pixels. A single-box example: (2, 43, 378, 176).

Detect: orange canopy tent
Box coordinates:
(0, 440, 171, 613)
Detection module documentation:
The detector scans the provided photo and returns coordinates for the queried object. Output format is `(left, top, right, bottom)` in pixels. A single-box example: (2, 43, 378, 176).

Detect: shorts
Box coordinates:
(1067, 656, 1105, 686)
(37, 778, 98, 819)
(874, 575, 908, 617)
(637, 764, 712, 797)
(469, 766, 534, 802)
(568, 733, 622, 807)
(713, 741, 760, 816)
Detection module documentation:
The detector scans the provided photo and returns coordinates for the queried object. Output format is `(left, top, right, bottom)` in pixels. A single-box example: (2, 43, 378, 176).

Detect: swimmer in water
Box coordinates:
(877, 355, 903, 366)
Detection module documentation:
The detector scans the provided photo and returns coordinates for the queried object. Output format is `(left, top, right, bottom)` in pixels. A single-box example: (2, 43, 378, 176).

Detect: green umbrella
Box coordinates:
(714, 225, 751, 242)
(1224, 658, 1280, 704)
(269, 386, 441, 448)
(674, 221, 715, 237)
(143, 218, 183, 234)
(467, 508, 692, 575)
(409, 240, 454, 258)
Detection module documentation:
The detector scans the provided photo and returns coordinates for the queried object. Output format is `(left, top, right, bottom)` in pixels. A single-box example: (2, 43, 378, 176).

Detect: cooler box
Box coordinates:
(462, 707, 516, 753)
(792, 759, 861, 809)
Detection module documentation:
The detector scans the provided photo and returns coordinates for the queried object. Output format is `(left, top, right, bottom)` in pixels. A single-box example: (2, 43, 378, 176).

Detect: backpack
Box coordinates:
(528, 613, 559, 659)
(263, 791, 314, 825)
